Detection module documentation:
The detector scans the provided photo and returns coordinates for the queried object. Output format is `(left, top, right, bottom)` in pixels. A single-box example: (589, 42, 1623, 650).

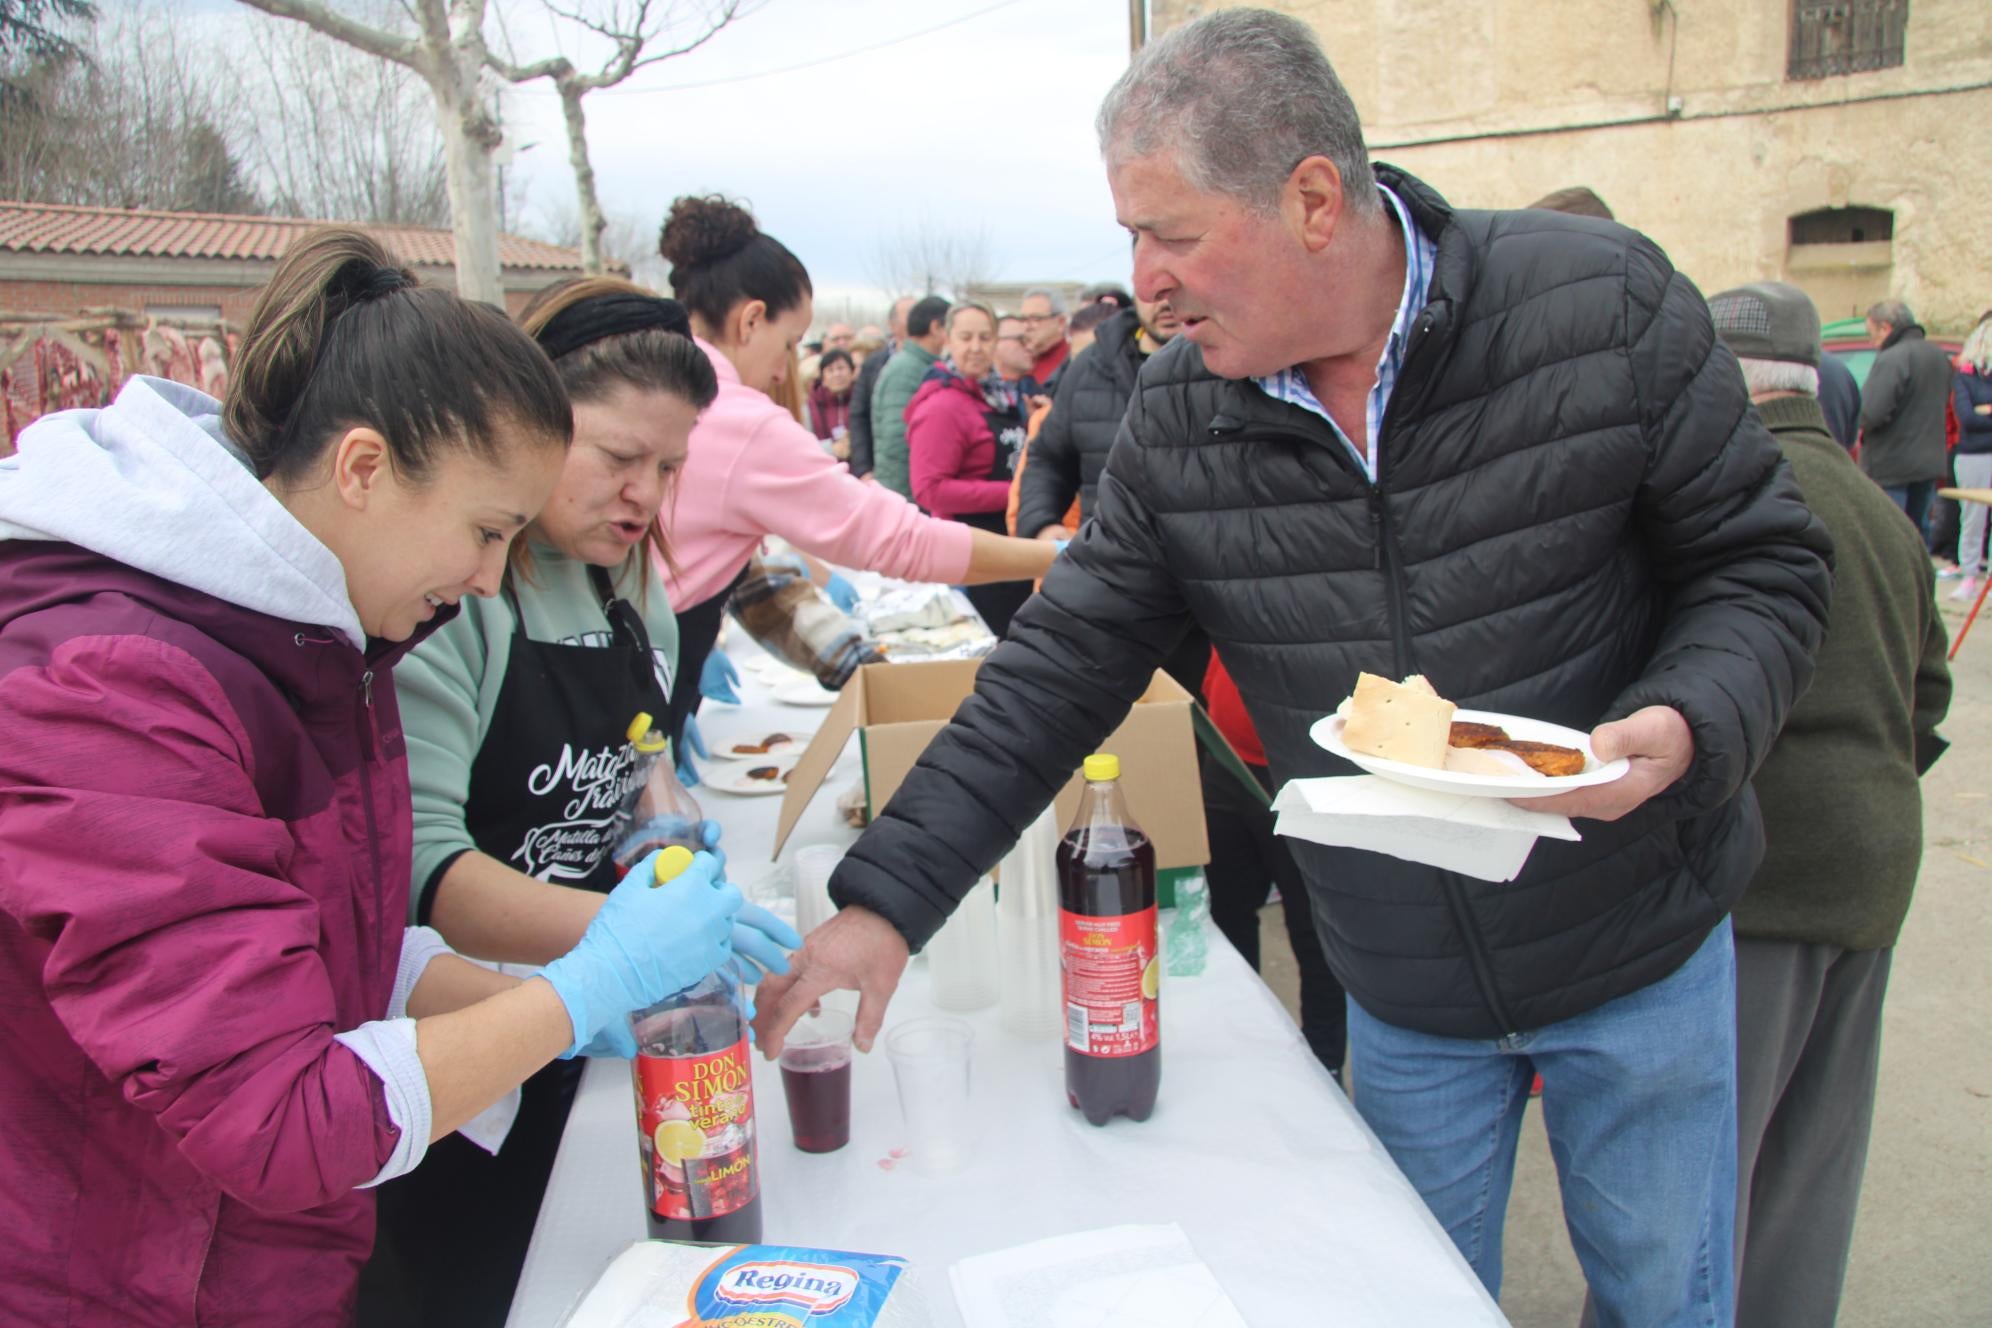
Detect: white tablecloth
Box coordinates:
(506, 629, 1509, 1327)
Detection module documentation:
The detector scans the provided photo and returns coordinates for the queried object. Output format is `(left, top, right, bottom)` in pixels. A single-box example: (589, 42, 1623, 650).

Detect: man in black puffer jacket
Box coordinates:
(759, 11, 1831, 1322)
(1016, 296, 1180, 541)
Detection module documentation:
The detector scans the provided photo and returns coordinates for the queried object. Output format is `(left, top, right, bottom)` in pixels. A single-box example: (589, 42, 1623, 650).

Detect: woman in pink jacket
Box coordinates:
(653, 195, 1057, 746)
(906, 301, 1033, 636)
(0, 229, 755, 1325)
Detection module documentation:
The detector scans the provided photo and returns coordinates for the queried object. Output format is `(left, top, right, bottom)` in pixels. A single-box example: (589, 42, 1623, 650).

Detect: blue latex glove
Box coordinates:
(676, 713, 707, 788)
(823, 572, 862, 615)
(721, 900, 802, 988)
(700, 651, 742, 704)
(542, 848, 740, 1060)
(759, 552, 810, 579)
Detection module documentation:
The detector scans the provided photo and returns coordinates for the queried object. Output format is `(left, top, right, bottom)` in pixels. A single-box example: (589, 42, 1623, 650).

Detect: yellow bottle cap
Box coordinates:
(1082, 753, 1120, 782)
(626, 712, 655, 744)
(650, 844, 697, 886)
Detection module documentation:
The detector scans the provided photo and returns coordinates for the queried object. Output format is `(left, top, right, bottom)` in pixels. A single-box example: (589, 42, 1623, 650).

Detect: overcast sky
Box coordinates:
(496, 0, 1139, 312)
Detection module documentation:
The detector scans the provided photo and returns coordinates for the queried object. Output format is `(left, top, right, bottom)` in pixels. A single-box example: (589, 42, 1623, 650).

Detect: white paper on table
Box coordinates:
(1272, 775, 1579, 883)
(950, 1223, 1247, 1328)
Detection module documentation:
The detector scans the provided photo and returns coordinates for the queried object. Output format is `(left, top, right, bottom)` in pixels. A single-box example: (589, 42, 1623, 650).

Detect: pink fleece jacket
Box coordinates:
(663, 339, 975, 608)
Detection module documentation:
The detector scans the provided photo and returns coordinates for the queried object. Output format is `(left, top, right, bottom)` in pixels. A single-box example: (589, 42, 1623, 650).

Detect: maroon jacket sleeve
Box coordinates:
(909, 388, 1012, 517)
(0, 633, 399, 1213)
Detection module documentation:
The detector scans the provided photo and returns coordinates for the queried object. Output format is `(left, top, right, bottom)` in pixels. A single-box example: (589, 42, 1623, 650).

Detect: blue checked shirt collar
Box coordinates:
(1254, 185, 1437, 483)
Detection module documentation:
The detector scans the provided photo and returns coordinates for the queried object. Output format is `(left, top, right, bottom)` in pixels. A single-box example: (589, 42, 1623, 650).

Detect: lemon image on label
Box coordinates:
(1141, 957, 1162, 1001)
(654, 1119, 707, 1165)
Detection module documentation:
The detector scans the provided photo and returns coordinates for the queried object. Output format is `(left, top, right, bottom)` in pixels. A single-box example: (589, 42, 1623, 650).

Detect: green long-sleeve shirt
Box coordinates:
(1736, 394, 1950, 951)
(869, 341, 939, 501)
(394, 544, 680, 921)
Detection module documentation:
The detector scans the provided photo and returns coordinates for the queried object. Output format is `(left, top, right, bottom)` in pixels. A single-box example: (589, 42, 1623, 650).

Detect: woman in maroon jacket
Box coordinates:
(906, 301, 1034, 635)
(807, 346, 857, 453)
(0, 229, 763, 1324)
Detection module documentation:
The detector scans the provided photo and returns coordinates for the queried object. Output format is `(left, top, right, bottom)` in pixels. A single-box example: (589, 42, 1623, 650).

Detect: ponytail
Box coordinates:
(224, 226, 571, 485)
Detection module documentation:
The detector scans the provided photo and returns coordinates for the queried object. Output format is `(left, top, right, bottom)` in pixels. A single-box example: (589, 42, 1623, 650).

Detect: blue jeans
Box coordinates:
(1348, 919, 1737, 1327)
(1880, 480, 1937, 546)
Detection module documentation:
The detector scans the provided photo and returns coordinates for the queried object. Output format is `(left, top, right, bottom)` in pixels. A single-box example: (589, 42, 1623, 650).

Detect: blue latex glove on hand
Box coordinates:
(823, 572, 862, 615)
(542, 848, 740, 1060)
(700, 651, 742, 704)
(722, 900, 802, 988)
(676, 714, 707, 788)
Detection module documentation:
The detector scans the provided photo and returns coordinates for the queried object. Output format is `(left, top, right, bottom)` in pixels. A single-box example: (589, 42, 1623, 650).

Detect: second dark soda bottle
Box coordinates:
(1057, 752, 1160, 1125)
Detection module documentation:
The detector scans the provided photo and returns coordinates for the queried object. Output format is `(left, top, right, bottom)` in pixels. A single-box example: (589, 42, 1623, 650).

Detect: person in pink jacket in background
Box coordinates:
(652, 195, 1057, 750)
(907, 301, 1035, 636)
(0, 229, 756, 1325)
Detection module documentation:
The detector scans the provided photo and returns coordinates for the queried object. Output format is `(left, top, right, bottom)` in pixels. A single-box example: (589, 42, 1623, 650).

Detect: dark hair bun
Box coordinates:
(660, 195, 759, 269)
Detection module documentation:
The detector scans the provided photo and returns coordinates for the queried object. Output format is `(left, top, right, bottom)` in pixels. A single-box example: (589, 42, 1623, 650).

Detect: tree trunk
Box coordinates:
(557, 81, 606, 276)
(426, 54, 505, 305)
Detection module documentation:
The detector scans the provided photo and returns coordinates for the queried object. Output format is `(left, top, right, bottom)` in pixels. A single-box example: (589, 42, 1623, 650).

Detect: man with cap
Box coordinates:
(1709, 281, 1951, 1328)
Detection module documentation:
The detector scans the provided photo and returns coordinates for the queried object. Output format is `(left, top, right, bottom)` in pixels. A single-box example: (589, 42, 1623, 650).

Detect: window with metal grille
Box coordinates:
(1789, 206, 1895, 245)
(1788, 0, 1908, 80)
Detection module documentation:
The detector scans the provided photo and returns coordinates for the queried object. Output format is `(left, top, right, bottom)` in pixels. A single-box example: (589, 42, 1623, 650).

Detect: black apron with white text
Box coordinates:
(463, 564, 669, 893)
(362, 564, 669, 1328)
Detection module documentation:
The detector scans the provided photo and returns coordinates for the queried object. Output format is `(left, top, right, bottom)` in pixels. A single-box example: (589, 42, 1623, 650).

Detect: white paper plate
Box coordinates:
(698, 729, 803, 763)
(1310, 708, 1630, 799)
(701, 757, 799, 796)
(772, 680, 840, 707)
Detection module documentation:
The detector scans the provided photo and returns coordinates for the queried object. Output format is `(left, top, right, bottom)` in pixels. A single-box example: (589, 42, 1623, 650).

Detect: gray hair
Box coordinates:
(944, 301, 997, 334)
(1021, 287, 1066, 315)
(1738, 357, 1820, 398)
(1866, 298, 1915, 329)
(1097, 8, 1379, 217)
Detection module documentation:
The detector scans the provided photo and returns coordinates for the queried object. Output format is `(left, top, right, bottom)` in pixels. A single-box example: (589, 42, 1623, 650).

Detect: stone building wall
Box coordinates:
(1145, 0, 1990, 331)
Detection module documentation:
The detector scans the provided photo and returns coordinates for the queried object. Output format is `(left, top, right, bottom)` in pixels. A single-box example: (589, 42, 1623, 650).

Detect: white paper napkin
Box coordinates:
(951, 1224, 1246, 1328)
(1272, 776, 1580, 882)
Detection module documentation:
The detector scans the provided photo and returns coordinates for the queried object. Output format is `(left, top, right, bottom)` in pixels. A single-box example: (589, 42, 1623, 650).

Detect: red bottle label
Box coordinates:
(1059, 906, 1159, 1057)
(633, 1038, 757, 1222)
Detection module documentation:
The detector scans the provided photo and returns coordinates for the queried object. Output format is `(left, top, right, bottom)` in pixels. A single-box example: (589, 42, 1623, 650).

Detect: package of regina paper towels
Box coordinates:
(560, 1241, 929, 1327)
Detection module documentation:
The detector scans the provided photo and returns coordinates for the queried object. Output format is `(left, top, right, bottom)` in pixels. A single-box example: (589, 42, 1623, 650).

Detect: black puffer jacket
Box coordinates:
(831, 168, 1833, 1039)
(1016, 308, 1148, 538)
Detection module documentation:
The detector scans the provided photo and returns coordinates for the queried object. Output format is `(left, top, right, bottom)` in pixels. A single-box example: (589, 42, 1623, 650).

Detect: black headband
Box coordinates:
(535, 293, 693, 361)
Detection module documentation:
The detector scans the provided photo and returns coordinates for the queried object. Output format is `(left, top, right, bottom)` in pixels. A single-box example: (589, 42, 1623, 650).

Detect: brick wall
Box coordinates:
(0, 278, 263, 326)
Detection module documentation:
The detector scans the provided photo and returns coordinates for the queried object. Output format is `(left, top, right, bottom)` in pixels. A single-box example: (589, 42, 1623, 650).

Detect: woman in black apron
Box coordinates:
(361, 281, 798, 1327)
(904, 301, 1034, 636)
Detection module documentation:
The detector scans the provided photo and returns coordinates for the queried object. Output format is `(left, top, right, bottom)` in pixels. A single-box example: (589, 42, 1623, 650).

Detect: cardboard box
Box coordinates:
(774, 659, 1210, 891)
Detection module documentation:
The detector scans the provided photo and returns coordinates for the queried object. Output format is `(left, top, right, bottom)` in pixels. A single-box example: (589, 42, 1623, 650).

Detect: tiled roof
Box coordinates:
(0, 200, 590, 272)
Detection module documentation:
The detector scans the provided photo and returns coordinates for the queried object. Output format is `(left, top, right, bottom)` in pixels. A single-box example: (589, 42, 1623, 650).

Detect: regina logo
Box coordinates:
(713, 1260, 859, 1315)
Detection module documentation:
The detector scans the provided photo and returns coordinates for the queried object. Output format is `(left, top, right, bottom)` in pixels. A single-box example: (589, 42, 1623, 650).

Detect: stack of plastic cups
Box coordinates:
(792, 844, 857, 1015)
(927, 876, 999, 1012)
(996, 804, 1065, 1039)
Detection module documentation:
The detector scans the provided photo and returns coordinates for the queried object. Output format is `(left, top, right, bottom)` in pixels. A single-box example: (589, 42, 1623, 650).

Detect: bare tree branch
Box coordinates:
(233, 8, 451, 226)
(486, 0, 751, 273)
(233, 0, 508, 303)
(234, 0, 422, 67)
(868, 221, 992, 301)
